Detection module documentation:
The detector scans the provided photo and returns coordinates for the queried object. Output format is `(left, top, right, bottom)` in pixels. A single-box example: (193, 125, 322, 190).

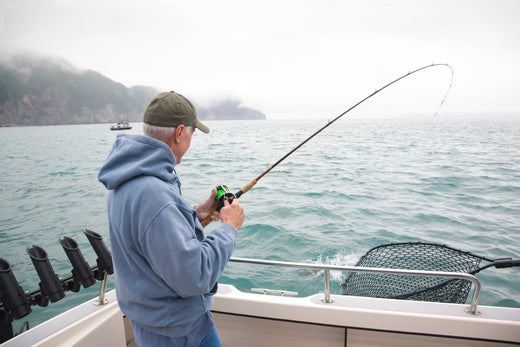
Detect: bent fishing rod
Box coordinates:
(201, 63, 454, 227)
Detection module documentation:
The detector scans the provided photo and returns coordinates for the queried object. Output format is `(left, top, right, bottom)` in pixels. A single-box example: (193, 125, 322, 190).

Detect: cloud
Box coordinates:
(1, 0, 519, 119)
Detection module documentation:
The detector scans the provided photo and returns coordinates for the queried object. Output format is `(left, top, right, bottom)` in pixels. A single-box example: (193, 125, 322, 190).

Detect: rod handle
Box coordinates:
(200, 212, 214, 228)
(238, 179, 257, 196)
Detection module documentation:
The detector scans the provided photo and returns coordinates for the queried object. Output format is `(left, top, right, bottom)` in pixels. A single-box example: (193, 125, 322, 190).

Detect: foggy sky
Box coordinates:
(1, 0, 519, 119)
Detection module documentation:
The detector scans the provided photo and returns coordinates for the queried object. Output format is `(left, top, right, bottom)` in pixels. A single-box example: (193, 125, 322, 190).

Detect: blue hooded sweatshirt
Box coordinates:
(98, 134, 237, 337)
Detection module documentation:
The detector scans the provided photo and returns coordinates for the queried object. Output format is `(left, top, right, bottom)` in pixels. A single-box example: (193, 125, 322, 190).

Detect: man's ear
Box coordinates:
(173, 125, 185, 143)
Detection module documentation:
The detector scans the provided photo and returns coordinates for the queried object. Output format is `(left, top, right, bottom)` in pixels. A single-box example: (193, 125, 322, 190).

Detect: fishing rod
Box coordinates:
(201, 63, 454, 227)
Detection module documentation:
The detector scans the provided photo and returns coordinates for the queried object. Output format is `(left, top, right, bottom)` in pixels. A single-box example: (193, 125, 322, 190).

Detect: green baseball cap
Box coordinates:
(143, 91, 209, 133)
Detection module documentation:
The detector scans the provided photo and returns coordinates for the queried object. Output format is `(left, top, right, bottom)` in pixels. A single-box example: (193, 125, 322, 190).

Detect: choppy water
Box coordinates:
(1, 118, 519, 333)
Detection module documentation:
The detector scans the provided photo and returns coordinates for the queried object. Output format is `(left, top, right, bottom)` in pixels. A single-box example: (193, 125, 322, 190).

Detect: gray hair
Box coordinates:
(143, 123, 194, 143)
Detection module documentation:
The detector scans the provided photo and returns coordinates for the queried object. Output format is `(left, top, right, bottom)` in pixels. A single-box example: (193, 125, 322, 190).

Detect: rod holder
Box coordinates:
(0, 258, 31, 320)
(84, 230, 113, 280)
(60, 237, 96, 290)
(26, 246, 65, 304)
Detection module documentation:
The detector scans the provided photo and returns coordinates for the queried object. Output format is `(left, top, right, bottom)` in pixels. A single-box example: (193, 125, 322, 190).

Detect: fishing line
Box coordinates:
(202, 63, 454, 226)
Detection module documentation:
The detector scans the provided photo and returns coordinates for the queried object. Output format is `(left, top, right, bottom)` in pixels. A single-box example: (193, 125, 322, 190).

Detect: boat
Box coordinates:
(1, 240, 519, 346)
(110, 122, 132, 131)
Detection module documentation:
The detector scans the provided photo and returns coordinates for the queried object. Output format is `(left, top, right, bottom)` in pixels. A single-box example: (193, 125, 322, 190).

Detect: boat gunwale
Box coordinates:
(228, 257, 482, 314)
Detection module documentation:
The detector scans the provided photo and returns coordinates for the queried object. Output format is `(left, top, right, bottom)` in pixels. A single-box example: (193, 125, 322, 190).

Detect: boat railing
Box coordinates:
(229, 257, 481, 315)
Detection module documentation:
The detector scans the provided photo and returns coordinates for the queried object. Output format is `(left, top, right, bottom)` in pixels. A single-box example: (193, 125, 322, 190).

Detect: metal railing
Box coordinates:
(229, 257, 482, 315)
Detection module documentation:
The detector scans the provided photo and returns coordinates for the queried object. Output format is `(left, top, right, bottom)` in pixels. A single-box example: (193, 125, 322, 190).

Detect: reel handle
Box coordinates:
(199, 185, 236, 228)
(199, 180, 257, 228)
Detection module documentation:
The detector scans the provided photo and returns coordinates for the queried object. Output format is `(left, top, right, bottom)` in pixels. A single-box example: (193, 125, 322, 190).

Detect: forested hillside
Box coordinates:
(0, 56, 265, 126)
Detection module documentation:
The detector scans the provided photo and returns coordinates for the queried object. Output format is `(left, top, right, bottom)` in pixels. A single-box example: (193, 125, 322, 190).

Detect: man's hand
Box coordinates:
(220, 199, 245, 230)
(195, 188, 219, 222)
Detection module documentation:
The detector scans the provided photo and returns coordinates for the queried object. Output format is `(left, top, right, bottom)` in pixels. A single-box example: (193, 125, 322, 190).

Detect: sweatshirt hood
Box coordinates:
(98, 134, 176, 190)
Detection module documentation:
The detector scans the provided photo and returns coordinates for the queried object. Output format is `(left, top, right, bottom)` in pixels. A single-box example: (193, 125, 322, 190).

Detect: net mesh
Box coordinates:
(340, 242, 489, 304)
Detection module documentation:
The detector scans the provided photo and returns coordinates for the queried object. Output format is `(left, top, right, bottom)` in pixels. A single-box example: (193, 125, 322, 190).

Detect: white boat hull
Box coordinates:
(3, 285, 519, 346)
(213, 284, 520, 346)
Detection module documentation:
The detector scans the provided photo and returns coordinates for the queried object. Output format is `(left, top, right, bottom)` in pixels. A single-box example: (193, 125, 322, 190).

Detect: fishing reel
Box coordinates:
(215, 185, 236, 211)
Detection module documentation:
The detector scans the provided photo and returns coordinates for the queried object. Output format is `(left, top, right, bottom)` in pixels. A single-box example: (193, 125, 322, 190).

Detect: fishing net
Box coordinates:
(340, 242, 496, 304)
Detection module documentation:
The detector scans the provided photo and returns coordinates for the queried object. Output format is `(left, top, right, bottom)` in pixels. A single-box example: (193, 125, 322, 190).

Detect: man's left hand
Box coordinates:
(195, 188, 219, 222)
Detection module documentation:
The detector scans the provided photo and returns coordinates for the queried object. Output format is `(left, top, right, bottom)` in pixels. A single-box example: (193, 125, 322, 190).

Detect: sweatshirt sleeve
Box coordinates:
(139, 202, 238, 298)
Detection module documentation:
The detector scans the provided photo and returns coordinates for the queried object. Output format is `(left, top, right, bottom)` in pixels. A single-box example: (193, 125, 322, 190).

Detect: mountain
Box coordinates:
(197, 99, 266, 121)
(0, 55, 265, 126)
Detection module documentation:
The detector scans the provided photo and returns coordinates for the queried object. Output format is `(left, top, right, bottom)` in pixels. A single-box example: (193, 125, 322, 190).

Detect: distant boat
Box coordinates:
(110, 122, 132, 131)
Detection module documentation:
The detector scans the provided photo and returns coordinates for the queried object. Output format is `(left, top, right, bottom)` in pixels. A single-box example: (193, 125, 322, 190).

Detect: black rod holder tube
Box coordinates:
(84, 230, 113, 280)
(59, 237, 96, 289)
(26, 246, 65, 303)
(0, 258, 31, 319)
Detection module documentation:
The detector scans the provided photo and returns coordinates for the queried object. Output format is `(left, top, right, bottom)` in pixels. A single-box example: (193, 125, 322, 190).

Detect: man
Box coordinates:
(98, 91, 245, 346)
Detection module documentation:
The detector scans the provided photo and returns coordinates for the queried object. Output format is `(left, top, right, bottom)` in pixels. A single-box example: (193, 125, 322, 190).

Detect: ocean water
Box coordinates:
(1, 118, 519, 334)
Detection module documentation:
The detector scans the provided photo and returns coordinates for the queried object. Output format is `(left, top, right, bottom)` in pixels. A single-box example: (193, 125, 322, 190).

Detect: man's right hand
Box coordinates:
(219, 199, 245, 230)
